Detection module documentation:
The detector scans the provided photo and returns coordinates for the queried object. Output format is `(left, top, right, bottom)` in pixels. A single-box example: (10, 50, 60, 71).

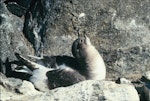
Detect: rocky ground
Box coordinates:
(0, 0, 150, 101)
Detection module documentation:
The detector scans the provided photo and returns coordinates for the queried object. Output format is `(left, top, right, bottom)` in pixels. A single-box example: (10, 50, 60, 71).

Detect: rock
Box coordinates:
(40, 81, 139, 101)
(0, 2, 34, 72)
(0, 75, 140, 101)
(4, 0, 32, 9)
(0, 73, 22, 91)
(22, 0, 150, 80)
(4, 0, 32, 17)
(0, 0, 6, 3)
(0, 73, 41, 101)
(16, 80, 40, 95)
(0, 72, 22, 101)
(0, 0, 150, 100)
(6, 2, 26, 17)
(1, 0, 149, 81)
(144, 71, 150, 80)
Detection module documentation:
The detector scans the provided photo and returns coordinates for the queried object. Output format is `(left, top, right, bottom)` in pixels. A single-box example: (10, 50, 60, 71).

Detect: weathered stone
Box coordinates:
(4, 0, 32, 9)
(0, 0, 150, 101)
(6, 2, 26, 17)
(40, 80, 139, 101)
(4, 0, 32, 18)
(0, 2, 34, 64)
(144, 71, 150, 80)
(22, 0, 150, 80)
(0, 72, 22, 101)
(16, 80, 41, 95)
(0, 73, 41, 101)
(0, 73, 22, 91)
(0, 74, 140, 101)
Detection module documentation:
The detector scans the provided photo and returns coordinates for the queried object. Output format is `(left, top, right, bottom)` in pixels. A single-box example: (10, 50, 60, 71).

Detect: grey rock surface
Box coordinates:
(0, 0, 149, 81)
(0, 73, 41, 101)
(0, 2, 34, 62)
(144, 71, 150, 80)
(0, 0, 150, 101)
(22, 0, 150, 80)
(0, 73, 139, 101)
(34, 81, 139, 101)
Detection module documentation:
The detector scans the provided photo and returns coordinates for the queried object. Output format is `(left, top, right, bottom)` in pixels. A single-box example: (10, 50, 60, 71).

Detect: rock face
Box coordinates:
(0, 73, 139, 101)
(37, 81, 139, 101)
(0, 0, 150, 81)
(0, 0, 150, 101)
(0, 73, 41, 101)
(144, 71, 150, 80)
(23, 0, 150, 79)
(0, 2, 34, 62)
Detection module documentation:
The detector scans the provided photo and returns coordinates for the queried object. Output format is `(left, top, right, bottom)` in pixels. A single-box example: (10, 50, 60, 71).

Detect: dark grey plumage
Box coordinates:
(46, 69, 85, 89)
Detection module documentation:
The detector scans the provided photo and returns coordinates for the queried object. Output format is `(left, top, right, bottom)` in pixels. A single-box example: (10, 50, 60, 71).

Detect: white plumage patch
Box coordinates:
(29, 66, 53, 92)
(14, 66, 32, 75)
(29, 63, 74, 91)
(57, 64, 74, 72)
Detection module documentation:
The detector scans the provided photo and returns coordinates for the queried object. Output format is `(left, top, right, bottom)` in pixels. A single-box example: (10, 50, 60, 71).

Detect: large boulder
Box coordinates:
(31, 81, 139, 101)
(0, 73, 41, 101)
(0, 73, 139, 101)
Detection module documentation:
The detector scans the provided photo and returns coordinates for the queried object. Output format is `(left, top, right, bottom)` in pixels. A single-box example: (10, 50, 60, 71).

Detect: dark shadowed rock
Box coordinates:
(4, 0, 32, 17)
(6, 2, 26, 17)
(4, 0, 32, 9)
